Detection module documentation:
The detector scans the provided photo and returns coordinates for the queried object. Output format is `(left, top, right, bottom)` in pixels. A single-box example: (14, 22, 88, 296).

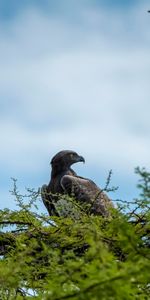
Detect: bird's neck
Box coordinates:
(51, 164, 71, 177)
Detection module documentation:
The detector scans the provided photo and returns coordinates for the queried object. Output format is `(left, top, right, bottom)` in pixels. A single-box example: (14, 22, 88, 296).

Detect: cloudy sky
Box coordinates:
(0, 0, 150, 210)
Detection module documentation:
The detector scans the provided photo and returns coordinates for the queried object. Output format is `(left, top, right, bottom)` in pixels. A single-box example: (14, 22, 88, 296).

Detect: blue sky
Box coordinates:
(0, 0, 139, 18)
(0, 0, 150, 211)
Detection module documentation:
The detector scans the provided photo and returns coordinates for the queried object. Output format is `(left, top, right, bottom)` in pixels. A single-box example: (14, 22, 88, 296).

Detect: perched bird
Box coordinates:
(41, 150, 113, 217)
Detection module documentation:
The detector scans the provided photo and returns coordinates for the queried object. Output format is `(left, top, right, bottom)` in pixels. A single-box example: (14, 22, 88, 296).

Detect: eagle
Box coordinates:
(41, 150, 113, 217)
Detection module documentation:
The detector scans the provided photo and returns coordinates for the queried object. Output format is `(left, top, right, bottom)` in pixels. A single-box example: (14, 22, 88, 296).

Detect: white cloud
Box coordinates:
(0, 1, 150, 204)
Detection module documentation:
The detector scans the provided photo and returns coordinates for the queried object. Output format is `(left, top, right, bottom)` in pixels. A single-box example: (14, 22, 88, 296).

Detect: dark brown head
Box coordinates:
(51, 150, 85, 171)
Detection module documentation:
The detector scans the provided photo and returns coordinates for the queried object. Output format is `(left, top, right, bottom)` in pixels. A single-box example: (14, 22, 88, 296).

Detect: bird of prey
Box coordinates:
(41, 150, 113, 217)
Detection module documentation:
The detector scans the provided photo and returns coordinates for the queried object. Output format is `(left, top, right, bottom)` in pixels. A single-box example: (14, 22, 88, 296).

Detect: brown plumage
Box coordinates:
(41, 150, 113, 217)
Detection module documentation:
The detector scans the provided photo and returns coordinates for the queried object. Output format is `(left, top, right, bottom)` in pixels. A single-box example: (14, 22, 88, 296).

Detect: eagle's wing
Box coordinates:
(41, 184, 60, 216)
(61, 175, 113, 216)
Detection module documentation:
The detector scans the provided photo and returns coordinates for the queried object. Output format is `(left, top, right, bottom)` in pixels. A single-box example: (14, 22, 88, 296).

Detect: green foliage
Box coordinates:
(0, 169, 150, 299)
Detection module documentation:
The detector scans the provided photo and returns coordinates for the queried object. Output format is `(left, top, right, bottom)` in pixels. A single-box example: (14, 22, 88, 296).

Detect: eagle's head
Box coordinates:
(51, 150, 85, 168)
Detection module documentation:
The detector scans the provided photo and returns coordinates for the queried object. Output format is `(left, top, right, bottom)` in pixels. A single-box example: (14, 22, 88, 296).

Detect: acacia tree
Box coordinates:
(0, 168, 150, 300)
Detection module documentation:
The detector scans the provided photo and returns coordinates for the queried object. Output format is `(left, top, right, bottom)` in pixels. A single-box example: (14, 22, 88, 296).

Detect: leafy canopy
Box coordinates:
(0, 168, 150, 300)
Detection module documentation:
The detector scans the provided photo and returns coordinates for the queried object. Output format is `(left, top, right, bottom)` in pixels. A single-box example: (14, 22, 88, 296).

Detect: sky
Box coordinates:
(0, 0, 150, 211)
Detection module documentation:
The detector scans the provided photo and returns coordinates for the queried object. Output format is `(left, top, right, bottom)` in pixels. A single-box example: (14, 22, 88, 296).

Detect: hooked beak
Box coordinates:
(78, 155, 85, 163)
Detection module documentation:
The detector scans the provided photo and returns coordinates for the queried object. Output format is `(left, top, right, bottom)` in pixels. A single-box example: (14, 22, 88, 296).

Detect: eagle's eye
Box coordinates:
(70, 153, 74, 159)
